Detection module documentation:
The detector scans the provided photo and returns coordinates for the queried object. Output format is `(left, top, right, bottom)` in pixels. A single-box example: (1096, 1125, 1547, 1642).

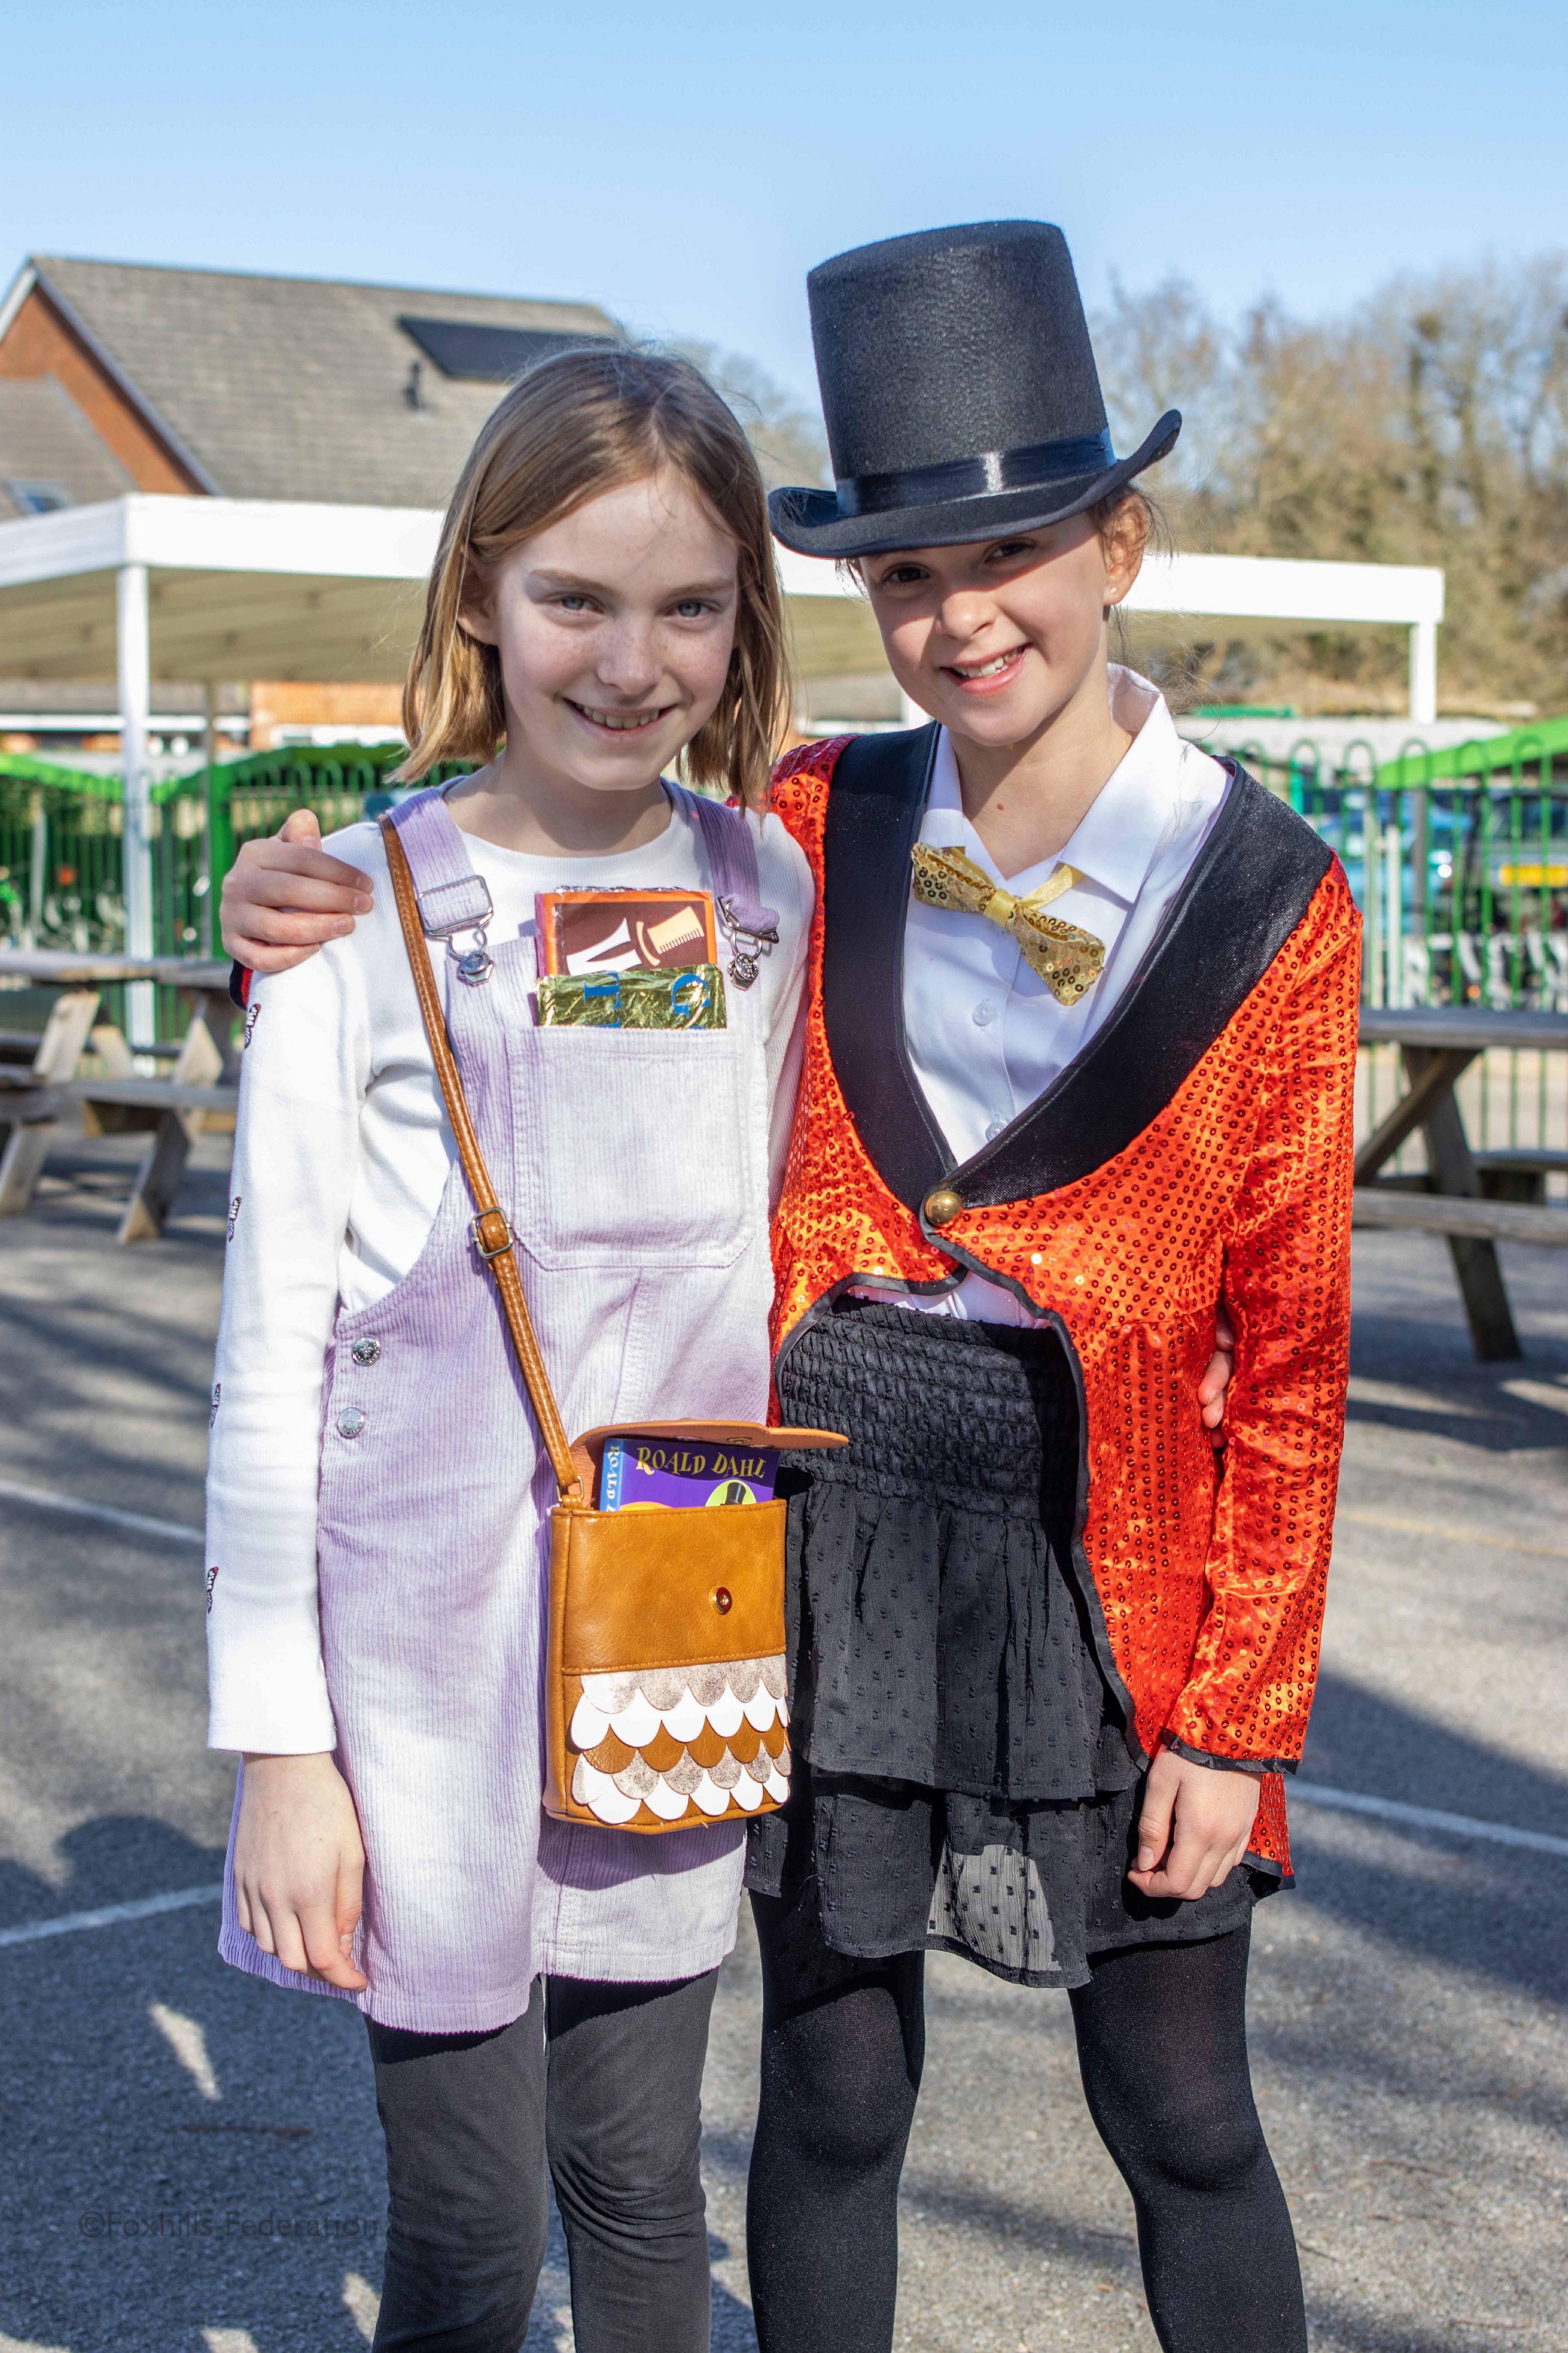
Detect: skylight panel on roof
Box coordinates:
(397, 317, 608, 382)
(3, 479, 70, 515)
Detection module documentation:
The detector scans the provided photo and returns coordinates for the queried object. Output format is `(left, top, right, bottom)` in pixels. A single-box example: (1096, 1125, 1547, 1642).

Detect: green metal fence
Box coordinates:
(3, 733, 1565, 1189)
(0, 752, 127, 955)
(0, 753, 132, 1043)
(1222, 719, 1568, 1183)
(1226, 716, 1568, 1016)
(13, 730, 1553, 1002)
(0, 745, 474, 1044)
(161, 745, 417, 961)
(168, 746, 483, 956)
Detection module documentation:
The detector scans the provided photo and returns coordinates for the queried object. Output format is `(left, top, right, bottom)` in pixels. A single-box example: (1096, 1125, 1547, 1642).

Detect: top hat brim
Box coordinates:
(769, 410, 1180, 562)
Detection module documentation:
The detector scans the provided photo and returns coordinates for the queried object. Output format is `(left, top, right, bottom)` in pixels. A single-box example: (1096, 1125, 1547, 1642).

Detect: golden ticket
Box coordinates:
(537, 964, 727, 1030)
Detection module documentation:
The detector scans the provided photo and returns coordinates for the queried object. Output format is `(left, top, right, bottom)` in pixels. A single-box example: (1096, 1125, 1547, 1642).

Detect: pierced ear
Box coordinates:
(1103, 511, 1148, 607)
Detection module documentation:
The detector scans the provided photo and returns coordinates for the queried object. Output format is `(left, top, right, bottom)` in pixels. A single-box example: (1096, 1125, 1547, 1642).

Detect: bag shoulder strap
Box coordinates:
(665, 782, 775, 931)
(380, 813, 585, 1507)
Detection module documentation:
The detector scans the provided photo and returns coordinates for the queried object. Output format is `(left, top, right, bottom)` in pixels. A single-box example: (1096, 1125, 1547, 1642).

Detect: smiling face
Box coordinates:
(861, 508, 1145, 752)
(460, 465, 740, 800)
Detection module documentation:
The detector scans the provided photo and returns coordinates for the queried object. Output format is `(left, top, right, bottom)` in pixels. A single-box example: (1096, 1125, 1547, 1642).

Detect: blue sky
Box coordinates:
(4, 0, 1565, 407)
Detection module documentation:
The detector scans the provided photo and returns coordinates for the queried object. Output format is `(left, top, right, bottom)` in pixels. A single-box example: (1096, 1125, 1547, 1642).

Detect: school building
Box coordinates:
(0, 256, 620, 757)
(0, 252, 1448, 789)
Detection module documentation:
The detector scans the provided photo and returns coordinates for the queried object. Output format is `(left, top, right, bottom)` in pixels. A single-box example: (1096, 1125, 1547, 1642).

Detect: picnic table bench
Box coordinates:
(4, 959, 1563, 1333)
(0, 951, 237, 1242)
(1354, 1006, 1568, 1360)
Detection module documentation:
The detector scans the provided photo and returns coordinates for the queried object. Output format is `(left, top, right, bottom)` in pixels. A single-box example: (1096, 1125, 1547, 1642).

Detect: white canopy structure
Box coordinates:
(0, 491, 1445, 999)
(0, 495, 436, 995)
(775, 546, 1446, 731)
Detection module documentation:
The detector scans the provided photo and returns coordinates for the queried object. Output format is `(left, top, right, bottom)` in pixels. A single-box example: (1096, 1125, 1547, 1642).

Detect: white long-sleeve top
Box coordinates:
(205, 798, 812, 1755)
(856, 666, 1229, 1325)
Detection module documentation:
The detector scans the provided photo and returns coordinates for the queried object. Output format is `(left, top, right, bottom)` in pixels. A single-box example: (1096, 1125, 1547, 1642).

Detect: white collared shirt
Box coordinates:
(863, 665, 1230, 1324)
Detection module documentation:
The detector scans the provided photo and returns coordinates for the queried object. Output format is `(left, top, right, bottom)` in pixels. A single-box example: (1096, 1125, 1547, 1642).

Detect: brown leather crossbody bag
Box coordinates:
(383, 815, 843, 1834)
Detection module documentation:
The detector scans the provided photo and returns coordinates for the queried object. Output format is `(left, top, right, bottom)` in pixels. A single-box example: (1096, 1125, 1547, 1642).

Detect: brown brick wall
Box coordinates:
(249, 679, 405, 750)
(0, 282, 204, 494)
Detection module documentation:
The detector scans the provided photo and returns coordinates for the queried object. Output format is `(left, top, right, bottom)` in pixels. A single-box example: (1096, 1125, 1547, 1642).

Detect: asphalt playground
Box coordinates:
(0, 1122, 1564, 2353)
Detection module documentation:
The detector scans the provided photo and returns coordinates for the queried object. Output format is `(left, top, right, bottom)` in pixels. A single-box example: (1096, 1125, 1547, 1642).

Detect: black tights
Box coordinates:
(746, 1900, 1306, 2353)
(365, 1972, 716, 2353)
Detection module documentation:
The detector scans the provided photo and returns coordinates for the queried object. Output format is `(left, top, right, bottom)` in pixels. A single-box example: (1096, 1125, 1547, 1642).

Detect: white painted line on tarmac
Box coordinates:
(0, 1884, 222, 1949)
(0, 1476, 202, 1547)
(1335, 1506, 1568, 1562)
(1, 1785, 1563, 1952)
(1294, 1781, 1568, 1858)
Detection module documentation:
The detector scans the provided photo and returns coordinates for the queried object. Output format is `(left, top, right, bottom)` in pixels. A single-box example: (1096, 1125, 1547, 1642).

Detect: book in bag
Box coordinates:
(600, 1435, 780, 1511)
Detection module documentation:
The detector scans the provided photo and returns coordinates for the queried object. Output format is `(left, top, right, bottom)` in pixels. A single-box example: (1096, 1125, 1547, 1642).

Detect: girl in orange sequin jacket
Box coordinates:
(739, 220, 1357, 2353)
(765, 722, 1359, 1871)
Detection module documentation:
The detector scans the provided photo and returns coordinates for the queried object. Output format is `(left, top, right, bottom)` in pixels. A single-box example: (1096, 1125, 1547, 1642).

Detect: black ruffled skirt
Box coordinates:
(746, 1300, 1268, 1990)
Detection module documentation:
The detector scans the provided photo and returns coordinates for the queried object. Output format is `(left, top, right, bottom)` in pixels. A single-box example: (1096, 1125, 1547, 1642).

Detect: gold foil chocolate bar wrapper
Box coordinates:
(619, 965, 727, 1029)
(537, 964, 727, 1030)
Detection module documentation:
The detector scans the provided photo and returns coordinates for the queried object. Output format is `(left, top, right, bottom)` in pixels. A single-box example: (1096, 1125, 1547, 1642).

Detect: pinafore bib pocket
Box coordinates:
(518, 1025, 751, 1270)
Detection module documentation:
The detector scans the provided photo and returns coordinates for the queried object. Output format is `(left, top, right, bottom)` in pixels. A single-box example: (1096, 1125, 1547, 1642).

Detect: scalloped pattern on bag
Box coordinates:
(565, 1654, 791, 1827)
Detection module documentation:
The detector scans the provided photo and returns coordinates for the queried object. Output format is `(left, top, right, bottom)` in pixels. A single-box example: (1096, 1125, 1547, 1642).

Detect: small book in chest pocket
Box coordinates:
(536, 888, 717, 976)
(383, 816, 846, 1834)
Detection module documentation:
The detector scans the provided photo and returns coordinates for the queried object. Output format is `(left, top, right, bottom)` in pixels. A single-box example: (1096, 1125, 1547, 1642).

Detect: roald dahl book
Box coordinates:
(600, 1436, 779, 1511)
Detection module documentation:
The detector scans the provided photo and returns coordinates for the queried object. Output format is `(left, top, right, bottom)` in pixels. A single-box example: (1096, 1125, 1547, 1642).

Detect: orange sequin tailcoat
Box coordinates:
(768, 735, 1361, 1876)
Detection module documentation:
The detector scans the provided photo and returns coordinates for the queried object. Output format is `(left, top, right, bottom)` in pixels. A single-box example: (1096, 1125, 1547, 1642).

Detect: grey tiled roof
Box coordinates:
(32, 257, 619, 508)
(0, 376, 135, 518)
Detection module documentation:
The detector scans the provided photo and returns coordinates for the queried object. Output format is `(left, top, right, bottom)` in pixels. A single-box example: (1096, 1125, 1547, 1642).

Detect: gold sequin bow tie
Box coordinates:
(910, 843, 1106, 1006)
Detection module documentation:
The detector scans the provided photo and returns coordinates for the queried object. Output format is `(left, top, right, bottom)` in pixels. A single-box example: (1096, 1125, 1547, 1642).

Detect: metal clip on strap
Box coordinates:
(381, 815, 586, 1507)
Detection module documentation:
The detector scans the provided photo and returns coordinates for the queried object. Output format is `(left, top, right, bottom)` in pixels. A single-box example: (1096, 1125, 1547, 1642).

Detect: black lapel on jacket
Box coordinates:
(820, 738, 1335, 1213)
(952, 765, 1334, 1207)
(821, 724, 952, 1208)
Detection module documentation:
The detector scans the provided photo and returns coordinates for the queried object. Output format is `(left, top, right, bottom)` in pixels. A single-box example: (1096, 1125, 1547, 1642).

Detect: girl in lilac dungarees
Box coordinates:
(204, 350, 812, 2353)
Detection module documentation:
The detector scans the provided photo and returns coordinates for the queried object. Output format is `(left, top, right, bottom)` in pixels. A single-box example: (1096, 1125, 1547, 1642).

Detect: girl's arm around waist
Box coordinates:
(205, 927, 370, 1754)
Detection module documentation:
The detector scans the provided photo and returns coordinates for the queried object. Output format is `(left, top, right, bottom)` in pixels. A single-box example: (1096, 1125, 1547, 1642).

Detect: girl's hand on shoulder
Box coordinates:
(1197, 1302, 1235, 1444)
(234, 1751, 368, 1990)
(221, 808, 375, 973)
(1127, 1745, 1259, 1902)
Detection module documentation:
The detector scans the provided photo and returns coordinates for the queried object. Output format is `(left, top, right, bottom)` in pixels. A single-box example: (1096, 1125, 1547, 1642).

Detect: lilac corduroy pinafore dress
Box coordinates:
(220, 784, 779, 2031)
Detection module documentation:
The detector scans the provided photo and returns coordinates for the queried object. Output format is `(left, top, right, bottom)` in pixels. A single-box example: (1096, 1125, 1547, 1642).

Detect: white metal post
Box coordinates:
(1408, 619, 1438, 727)
(28, 797, 45, 943)
(1364, 809, 1383, 1008)
(117, 562, 154, 1047)
(1384, 818, 1405, 1007)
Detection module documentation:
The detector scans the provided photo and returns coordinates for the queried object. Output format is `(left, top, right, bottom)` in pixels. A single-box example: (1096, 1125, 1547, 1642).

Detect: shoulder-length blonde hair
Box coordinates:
(394, 348, 788, 806)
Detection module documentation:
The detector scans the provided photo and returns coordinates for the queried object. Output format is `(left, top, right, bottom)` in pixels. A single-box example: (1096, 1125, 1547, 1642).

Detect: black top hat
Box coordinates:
(770, 220, 1180, 561)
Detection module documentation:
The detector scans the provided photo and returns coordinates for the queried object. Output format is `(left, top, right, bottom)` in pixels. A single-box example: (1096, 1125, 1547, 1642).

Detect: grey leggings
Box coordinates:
(365, 1970, 718, 2353)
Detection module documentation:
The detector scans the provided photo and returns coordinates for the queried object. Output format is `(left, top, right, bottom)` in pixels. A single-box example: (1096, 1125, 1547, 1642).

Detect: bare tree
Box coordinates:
(1094, 257, 1568, 713)
(671, 338, 830, 493)
(1096, 273, 1228, 499)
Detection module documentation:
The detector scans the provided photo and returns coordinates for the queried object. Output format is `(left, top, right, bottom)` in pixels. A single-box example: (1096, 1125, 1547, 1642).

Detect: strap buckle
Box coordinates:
(419, 874, 495, 940)
(471, 1209, 513, 1260)
(716, 893, 780, 992)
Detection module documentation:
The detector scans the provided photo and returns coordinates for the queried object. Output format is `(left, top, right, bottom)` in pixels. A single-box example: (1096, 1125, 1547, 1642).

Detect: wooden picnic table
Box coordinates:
(0, 949, 238, 1242)
(5, 952, 1564, 1333)
(1355, 1004, 1568, 1360)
